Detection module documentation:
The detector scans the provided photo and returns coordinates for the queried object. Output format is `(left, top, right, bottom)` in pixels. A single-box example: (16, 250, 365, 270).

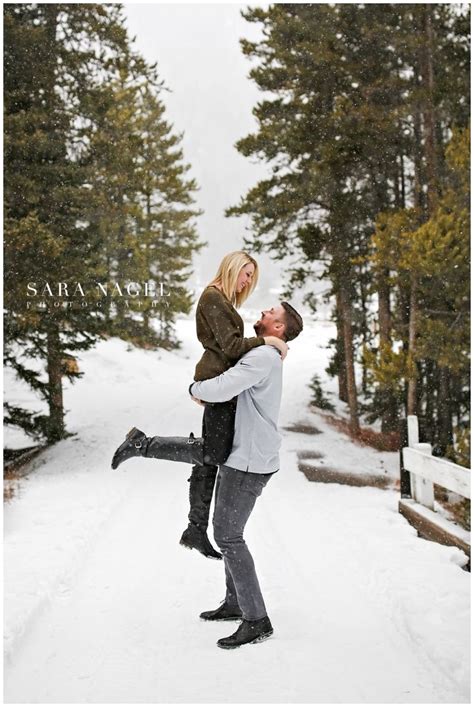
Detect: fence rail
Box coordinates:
(403, 447, 470, 499)
(399, 415, 470, 567)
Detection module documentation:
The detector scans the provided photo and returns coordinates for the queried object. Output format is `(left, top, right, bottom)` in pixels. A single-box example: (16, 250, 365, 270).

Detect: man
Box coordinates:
(111, 302, 303, 649)
(190, 301, 302, 649)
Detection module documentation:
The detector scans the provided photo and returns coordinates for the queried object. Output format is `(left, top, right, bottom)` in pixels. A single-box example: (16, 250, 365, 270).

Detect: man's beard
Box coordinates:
(254, 321, 264, 336)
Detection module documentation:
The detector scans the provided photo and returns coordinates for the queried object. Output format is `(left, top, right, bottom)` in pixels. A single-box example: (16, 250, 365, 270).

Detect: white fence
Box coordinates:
(399, 415, 470, 564)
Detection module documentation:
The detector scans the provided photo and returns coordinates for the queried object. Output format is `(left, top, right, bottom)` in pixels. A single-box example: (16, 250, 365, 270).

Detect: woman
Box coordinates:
(181, 251, 287, 559)
(111, 251, 287, 559)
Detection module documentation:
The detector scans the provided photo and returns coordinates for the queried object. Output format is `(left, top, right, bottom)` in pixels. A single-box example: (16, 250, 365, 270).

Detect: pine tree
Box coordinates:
(4, 3, 133, 442)
(408, 127, 470, 454)
(82, 64, 146, 334)
(5, 4, 203, 444)
(228, 5, 404, 434)
(369, 127, 470, 452)
(131, 78, 203, 347)
(85, 63, 203, 348)
(228, 3, 469, 444)
(4, 4, 129, 441)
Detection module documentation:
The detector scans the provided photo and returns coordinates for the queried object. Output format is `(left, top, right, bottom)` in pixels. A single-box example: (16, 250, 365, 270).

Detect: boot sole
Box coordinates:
(217, 630, 274, 649)
(199, 615, 242, 622)
(199, 616, 242, 624)
(179, 538, 222, 560)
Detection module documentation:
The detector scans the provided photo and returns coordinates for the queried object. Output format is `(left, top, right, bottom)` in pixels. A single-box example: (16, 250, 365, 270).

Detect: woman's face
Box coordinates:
(236, 262, 255, 294)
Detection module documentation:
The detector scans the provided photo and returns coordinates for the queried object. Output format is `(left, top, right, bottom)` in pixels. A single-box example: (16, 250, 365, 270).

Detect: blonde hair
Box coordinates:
(207, 251, 259, 307)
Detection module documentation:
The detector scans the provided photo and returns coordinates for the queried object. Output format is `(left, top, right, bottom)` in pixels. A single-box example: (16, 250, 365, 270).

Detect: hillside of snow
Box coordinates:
(3, 317, 470, 703)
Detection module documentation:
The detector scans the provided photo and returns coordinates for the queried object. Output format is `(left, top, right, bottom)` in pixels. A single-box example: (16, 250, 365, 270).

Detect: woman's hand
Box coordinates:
(191, 395, 205, 407)
(263, 336, 289, 360)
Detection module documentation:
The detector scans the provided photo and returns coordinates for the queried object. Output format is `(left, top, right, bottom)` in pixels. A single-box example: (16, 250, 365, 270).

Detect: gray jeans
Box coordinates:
(213, 465, 273, 621)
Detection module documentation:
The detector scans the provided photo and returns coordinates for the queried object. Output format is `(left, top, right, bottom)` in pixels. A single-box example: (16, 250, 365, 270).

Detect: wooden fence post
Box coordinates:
(399, 413, 470, 563)
(407, 415, 419, 501)
(412, 442, 435, 510)
(408, 416, 420, 490)
(407, 415, 419, 446)
(399, 418, 412, 498)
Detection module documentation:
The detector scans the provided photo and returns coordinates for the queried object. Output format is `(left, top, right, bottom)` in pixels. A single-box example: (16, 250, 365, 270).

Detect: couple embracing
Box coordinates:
(111, 251, 303, 649)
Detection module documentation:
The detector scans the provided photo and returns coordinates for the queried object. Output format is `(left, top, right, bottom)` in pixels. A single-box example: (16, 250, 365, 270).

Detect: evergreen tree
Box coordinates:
(85, 63, 203, 348)
(4, 4, 202, 443)
(228, 4, 405, 434)
(228, 3, 469, 448)
(82, 64, 147, 334)
(4, 4, 129, 441)
(130, 78, 203, 347)
(369, 127, 469, 453)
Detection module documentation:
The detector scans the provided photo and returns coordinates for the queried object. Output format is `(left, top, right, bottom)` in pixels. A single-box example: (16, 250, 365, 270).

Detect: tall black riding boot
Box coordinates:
(179, 399, 237, 560)
(179, 465, 222, 560)
(111, 427, 205, 470)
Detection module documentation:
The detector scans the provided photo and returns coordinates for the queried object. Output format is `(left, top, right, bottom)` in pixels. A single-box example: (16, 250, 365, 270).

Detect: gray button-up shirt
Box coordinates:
(190, 345, 282, 474)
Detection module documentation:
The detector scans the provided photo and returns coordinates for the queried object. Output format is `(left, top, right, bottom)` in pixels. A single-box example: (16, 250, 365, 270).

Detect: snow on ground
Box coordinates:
(3, 317, 470, 703)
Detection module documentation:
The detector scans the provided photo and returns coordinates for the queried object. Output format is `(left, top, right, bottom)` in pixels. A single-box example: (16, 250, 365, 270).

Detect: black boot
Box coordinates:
(217, 617, 273, 650)
(200, 601, 242, 622)
(111, 427, 204, 470)
(180, 524, 222, 560)
(179, 464, 222, 560)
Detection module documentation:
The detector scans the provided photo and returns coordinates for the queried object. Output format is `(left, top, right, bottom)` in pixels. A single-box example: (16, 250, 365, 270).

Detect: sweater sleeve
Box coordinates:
(190, 348, 271, 403)
(200, 288, 265, 361)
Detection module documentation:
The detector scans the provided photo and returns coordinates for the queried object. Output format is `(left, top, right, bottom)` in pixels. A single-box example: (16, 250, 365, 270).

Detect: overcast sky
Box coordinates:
(123, 3, 299, 311)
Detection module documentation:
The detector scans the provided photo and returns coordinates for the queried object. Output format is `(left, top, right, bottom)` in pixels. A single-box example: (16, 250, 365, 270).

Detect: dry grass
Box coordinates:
(434, 485, 471, 531)
(283, 422, 322, 435)
(4, 478, 17, 503)
(297, 450, 325, 460)
(316, 410, 400, 452)
(298, 461, 393, 489)
(4, 467, 23, 503)
(3, 445, 44, 503)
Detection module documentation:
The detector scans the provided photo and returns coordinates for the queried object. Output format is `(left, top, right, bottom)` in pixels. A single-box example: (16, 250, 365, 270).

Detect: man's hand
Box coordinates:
(189, 382, 205, 406)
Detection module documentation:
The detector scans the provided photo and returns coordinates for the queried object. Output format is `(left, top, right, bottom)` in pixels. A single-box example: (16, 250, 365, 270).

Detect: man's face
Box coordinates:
(254, 304, 286, 338)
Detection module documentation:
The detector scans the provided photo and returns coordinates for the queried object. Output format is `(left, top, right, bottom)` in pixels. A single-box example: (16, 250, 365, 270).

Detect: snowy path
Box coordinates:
(4, 319, 470, 703)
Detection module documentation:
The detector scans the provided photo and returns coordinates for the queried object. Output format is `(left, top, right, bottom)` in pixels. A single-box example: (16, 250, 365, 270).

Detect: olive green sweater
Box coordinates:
(194, 286, 265, 381)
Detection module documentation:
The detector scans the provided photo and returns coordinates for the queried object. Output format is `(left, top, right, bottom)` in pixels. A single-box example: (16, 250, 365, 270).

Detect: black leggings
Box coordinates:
(186, 399, 237, 530)
(202, 398, 237, 465)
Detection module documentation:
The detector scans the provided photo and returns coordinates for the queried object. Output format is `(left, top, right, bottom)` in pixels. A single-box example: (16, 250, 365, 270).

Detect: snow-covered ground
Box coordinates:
(3, 317, 470, 703)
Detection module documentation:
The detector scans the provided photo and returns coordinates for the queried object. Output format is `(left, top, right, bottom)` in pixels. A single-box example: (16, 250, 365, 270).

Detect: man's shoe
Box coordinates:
(200, 602, 242, 622)
(111, 427, 148, 469)
(217, 616, 273, 649)
(180, 524, 222, 560)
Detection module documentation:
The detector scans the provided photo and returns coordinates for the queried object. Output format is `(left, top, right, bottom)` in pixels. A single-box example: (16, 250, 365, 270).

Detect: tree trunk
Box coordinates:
(424, 359, 436, 441)
(407, 60, 428, 418)
(438, 365, 453, 455)
(378, 271, 391, 347)
(339, 282, 360, 435)
(335, 291, 348, 402)
(413, 106, 425, 213)
(420, 4, 439, 213)
(43, 5, 59, 91)
(450, 374, 462, 428)
(115, 219, 128, 326)
(143, 193, 152, 337)
(378, 271, 398, 432)
(46, 321, 65, 442)
(399, 151, 406, 208)
(359, 274, 369, 395)
(407, 273, 418, 416)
